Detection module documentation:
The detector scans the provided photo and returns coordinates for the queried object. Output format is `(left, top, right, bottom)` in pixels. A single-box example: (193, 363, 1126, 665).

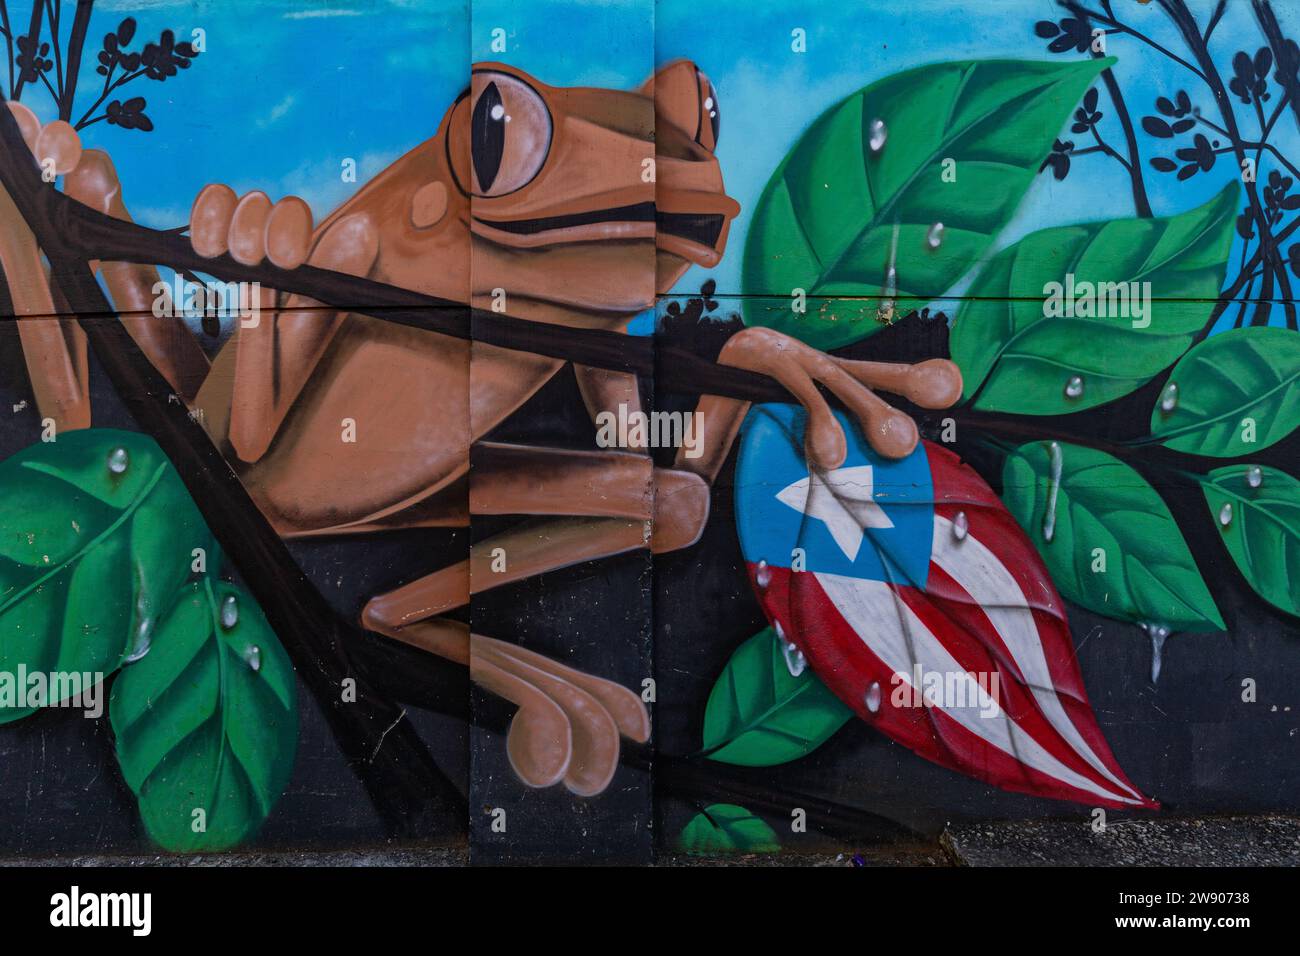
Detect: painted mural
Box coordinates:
(0, 0, 1296, 863)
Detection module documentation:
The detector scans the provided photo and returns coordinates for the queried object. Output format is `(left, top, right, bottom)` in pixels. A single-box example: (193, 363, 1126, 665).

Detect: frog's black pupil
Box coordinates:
(472, 81, 506, 192)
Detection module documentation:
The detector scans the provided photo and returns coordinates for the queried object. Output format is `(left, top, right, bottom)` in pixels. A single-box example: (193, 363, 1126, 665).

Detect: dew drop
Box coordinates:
(1159, 381, 1179, 414)
(877, 221, 899, 323)
(1246, 465, 1263, 489)
(220, 594, 239, 630)
(1042, 441, 1063, 543)
(926, 222, 945, 250)
(245, 645, 262, 673)
(107, 447, 129, 475)
(1064, 375, 1084, 399)
(755, 559, 771, 589)
(864, 681, 882, 714)
(951, 511, 969, 541)
(123, 629, 151, 664)
(1143, 623, 1171, 683)
(868, 117, 888, 152)
(782, 641, 807, 678)
(1218, 502, 1234, 527)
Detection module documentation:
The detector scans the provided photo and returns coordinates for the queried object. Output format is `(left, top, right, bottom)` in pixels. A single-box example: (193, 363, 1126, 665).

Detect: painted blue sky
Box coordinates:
(21, 0, 1300, 331)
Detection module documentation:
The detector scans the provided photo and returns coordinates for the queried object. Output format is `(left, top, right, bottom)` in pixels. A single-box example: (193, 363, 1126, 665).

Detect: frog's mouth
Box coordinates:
(473, 197, 734, 267)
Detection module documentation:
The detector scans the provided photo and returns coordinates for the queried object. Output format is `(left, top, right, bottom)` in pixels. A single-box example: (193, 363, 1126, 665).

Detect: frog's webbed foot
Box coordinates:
(717, 326, 962, 465)
(188, 184, 379, 462)
(472, 635, 649, 795)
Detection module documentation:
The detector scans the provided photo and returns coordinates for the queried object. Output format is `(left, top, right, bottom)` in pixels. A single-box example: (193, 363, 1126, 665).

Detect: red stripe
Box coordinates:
(927, 442, 1153, 805)
(896, 565, 1133, 803)
(777, 565, 1144, 809)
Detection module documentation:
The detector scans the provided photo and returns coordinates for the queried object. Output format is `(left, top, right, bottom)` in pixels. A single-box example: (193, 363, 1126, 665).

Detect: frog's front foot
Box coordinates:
(718, 326, 962, 464)
(471, 634, 650, 796)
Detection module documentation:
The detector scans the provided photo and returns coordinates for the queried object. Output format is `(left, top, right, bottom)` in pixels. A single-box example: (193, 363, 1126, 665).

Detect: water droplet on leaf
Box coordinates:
(926, 222, 944, 250)
(1042, 441, 1063, 543)
(1064, 376, 1084, 399)
(107, 447, 129, 475)
(868, 117, 887, 152)
(246, 645, 262, 672)
(1246, 465, 1263, 488)
(123, 629, 151, 664)
(782, 641, 807, 678)
(1218, 502, 1233, 527)
(220, 594, 239, 629)
(1159, 381, 1179, 414)
(864, 681, 882, 714)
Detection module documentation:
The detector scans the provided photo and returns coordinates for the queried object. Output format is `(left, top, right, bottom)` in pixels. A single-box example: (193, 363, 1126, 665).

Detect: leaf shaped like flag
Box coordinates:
(1201, 465, 1300, 617)
(733, 404, 1157, 810)
(111, 578, 297, 851)
(678, 804, 781, 855)
(951, 183, 1239, 414)
(0, 430, 215, 722)
(1002, 442, 1224, 630)
(742, 58, 1111, 348)
(703, 625, 852, 766)
(1150, 327, 1300, 456)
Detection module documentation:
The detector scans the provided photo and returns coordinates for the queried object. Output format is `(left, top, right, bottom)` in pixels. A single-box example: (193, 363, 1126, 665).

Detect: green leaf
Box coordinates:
(1150, 327, 1300, 456)
(1002, 441, 1224, 630)
(678, 804, 780, 855)
(0, 430, 215, 723)
(952, 183, 1239, 414)
(111, 578, 297, 852)
(1201, 465, 1300, 616)
(741, 57, 1111, 349)
(702, 626, 852, 766)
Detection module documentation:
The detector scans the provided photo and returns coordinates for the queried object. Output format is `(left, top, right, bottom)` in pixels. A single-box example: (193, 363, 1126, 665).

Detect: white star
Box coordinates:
(775, 465, 893, 562)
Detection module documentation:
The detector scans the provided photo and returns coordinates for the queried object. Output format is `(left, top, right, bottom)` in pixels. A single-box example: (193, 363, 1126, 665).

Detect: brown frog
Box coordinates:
(7, 61, 962, 796)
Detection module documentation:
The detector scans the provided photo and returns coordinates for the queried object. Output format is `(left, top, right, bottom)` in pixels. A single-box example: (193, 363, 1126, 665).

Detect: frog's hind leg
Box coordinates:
(359, 442, 707, 795)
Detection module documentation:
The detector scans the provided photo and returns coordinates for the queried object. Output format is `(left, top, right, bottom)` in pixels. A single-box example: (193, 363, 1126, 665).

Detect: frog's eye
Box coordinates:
(700, 73, 720, 150)
(466, 71, 552, 197)
(648, 61, 721, 153)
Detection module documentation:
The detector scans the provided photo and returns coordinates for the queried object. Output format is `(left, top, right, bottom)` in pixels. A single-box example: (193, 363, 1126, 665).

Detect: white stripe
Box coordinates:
(815, 571, 1141, 805)
(931, 516, 1141, 802)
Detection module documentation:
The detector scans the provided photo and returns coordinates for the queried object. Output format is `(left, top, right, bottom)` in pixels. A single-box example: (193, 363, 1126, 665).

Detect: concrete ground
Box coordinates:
(1, 815, 1296, 865)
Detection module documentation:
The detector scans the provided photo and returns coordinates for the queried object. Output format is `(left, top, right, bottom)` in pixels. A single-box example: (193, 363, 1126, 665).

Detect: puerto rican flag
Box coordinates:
(735, 403, 1157, 810)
